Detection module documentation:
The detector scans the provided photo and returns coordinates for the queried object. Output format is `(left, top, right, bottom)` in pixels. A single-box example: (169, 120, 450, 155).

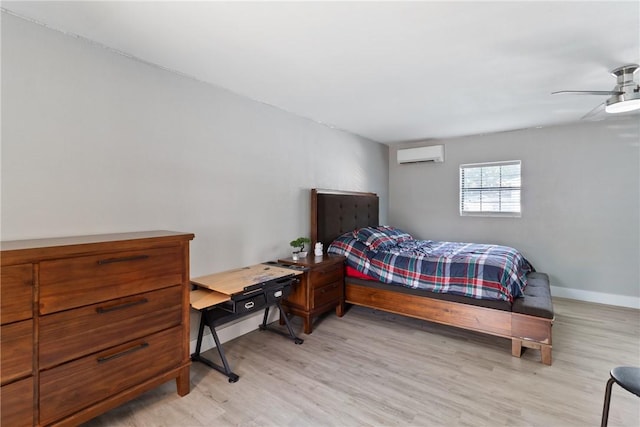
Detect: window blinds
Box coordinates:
(460, 160, 521, 216)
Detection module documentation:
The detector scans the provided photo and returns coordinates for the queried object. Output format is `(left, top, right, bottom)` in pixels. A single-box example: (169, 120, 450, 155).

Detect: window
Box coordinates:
(459, 160, 521, 216)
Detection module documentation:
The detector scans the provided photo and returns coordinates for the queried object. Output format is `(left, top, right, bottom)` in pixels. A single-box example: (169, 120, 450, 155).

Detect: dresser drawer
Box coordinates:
(1, 319, 33, 385)
(308, 262, 343, 287)
(1, 264, 33, 324)
(39, 245, 184, 314)
(40, 326, 183, 425)
(1, 377, 34, 427)
(312, 281, 342, 308)
(40, 286, 183, 369)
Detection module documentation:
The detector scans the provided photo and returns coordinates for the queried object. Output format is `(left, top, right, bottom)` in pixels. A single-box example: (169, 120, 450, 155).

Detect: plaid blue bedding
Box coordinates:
(328, 227, 532, 302)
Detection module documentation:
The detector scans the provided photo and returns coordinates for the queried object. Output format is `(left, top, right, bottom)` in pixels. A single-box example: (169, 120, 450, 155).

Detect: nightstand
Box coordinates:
(277, 254, 345, 334)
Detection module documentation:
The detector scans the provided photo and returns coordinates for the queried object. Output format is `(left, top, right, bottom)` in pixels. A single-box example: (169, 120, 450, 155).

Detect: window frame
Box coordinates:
(459, 160, 522, 218)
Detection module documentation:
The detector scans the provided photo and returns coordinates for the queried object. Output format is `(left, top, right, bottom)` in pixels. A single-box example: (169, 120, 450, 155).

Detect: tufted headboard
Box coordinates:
(311, 188, 379, 251)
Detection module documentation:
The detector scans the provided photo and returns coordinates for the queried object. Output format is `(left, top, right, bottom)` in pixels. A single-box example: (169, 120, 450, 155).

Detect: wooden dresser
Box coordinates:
(0, 230, 194, 426)
(277, 254, 345, 334)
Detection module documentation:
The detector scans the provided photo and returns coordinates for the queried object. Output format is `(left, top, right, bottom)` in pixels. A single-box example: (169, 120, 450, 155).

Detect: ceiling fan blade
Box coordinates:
(581, 102, 605, 120)
(552, 90, 623, 95)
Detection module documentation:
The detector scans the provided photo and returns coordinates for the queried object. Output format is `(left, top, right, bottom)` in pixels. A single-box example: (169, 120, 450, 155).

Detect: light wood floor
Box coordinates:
(83, 298, 640, 426)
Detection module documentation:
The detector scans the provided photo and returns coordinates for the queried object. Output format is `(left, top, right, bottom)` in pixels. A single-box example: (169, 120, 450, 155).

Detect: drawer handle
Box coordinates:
(96, 298, 148, 314)
(244, 301, 255, 310)
(97, 342, 149, 363)
(97, 254, 149, 265)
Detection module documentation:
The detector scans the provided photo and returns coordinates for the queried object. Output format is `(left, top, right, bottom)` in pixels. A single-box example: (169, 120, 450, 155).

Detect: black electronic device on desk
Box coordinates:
(190, 262, 306, 382)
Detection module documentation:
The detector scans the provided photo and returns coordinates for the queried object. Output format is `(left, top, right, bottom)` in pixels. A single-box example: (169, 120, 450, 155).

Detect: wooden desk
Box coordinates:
(190, 263, 305, 382)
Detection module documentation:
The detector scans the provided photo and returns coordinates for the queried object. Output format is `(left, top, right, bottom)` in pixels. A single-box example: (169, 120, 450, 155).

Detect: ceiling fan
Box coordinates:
(552, 63, 640, 119)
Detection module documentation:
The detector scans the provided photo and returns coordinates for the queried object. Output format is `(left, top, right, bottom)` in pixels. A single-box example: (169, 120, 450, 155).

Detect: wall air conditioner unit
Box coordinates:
(397, 145, 444, 164)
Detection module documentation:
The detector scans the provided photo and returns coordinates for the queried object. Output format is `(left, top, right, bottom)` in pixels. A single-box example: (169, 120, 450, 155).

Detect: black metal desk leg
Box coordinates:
(257, 304, 303, 345)
(260, 306, 271, 329)
(192, 311, 206, 358)
(277, 302, 304, 344)
(191, 310, 240, 383)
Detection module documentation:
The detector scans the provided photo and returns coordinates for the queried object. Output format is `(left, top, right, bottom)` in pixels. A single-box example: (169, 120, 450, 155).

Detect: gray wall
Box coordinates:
(3, 11, 637, 315)
(1, 12, 388, 275)
(389, 118, 639, 307)
(1, 13, 388, 346)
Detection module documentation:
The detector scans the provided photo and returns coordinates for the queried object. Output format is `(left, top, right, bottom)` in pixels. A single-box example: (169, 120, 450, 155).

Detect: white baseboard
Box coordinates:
(550, 285, 640, 309)
(189, 308, 281, 354)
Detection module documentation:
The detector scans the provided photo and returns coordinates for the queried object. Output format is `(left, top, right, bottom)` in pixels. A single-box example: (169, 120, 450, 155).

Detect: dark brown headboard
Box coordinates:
(311, 188, 379, 251)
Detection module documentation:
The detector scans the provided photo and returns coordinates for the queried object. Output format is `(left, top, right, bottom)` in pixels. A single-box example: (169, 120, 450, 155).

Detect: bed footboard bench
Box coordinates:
(511, 272, 554, 365)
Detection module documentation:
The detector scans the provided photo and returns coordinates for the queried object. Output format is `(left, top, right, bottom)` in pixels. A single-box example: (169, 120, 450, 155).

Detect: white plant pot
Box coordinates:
(292, 250, 307, 261)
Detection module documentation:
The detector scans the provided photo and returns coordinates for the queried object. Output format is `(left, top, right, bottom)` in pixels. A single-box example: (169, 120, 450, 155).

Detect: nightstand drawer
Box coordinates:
(1, 377, 34, 427)
(308, 262, 343, 287)
(39, 245, 184, 314)
(312, 281, 342, 308)
(0, 319, 33, 385)
(39, 286, 182, 369)
(39, 326, 183, 426)
(1, 264, 33, 324)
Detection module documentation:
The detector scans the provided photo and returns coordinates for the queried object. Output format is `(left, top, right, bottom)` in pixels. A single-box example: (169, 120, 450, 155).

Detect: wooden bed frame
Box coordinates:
(310, 188, 554, 365)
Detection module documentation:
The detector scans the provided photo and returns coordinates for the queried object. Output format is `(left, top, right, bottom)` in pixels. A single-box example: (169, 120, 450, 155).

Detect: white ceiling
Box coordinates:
(3, 1, 640, 144)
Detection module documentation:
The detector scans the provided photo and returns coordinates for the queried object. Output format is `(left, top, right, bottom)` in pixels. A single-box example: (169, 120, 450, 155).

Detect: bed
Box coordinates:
(310, 188, 554, 365)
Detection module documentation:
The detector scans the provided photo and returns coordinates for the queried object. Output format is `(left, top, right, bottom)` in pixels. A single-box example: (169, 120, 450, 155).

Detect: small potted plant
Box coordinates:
(290, 237, 311, 260)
